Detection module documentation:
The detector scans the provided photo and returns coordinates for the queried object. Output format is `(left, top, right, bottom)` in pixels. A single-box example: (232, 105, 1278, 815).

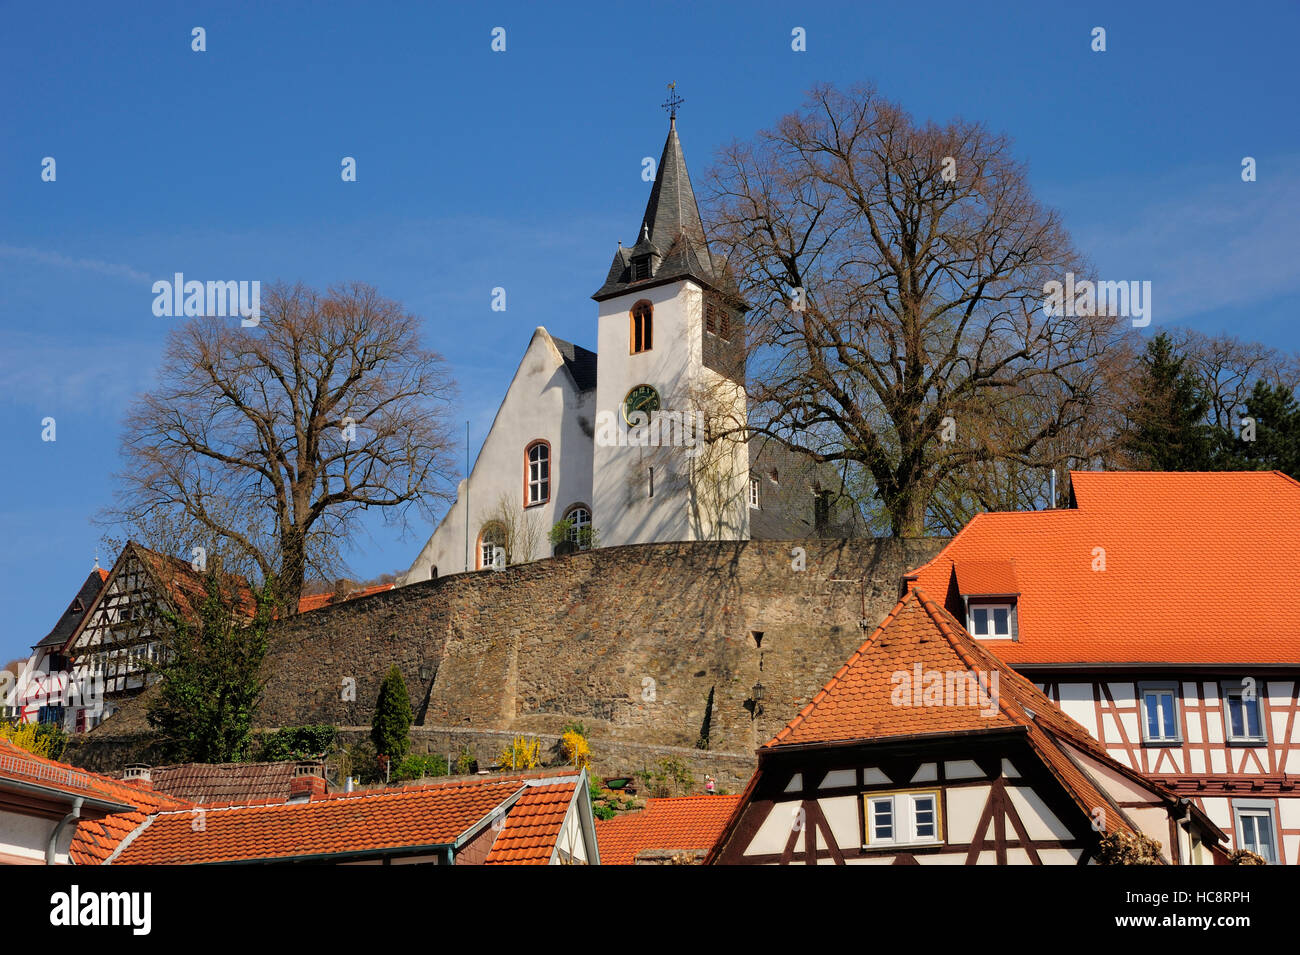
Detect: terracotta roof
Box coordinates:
(907, 470, 1300, 665)
(103, 771, 583, 865)
(484, 782, 578, 864)
(294, 582, 395, 613)
(954, 560, 1019, 597)
(759, 587, 1219, 841)
(142, 761, 319, 804)
(0, 738, 191, 864)
(596, 795, 742, 865)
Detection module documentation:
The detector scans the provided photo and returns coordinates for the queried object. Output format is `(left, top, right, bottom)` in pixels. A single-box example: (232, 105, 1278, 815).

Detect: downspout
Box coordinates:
(47, 797, 83, 864)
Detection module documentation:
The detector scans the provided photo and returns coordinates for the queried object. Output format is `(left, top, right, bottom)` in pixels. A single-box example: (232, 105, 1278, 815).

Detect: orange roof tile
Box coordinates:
(294, 582, 395, 613)
(907, 470, 1300, 665)
(755, 587, 1218, 841)
(103, 771, 582, 865)
(484, 782, 577, 864)
(596, 795, 742, 865)
(0, 738, 192, 864)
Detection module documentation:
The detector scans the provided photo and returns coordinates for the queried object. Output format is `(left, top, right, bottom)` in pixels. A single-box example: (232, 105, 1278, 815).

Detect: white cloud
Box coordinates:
(0, 244, 150, 283)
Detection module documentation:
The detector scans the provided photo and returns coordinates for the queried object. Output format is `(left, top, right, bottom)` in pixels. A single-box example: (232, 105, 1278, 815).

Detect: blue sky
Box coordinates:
(2, 0, 1297, 663)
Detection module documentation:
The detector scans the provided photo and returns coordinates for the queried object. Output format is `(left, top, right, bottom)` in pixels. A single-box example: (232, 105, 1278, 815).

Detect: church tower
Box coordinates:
(591, 93, 750, 547)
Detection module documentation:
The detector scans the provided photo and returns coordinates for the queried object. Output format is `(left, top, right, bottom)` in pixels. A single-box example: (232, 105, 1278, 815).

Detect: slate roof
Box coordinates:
(549, 335, 598, 392)
(34, 568, 109, 651)
(593, 118, 738, 302)
(595, 795, 742, 865)
(100, 771, 585, 865)
(907, 470, 1300, 665)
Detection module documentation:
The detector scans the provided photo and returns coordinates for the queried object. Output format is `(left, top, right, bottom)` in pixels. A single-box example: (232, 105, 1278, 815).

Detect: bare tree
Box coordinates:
(105, 281, 458, 610)
(1170, 329, 1300, 438)
(704, 84, 1127, 535)
(486, 491, 547, 565)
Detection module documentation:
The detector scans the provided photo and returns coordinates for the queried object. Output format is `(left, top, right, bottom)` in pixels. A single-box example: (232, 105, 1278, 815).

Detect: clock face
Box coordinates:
(622, 384, 661, 424)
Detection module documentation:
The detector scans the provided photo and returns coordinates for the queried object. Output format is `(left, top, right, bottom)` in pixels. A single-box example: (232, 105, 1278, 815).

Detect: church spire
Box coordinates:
(592, 86, 721, 302)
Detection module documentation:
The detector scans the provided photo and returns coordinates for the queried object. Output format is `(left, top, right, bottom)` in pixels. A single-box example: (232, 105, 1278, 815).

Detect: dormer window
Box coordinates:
(632, 256, 651, 281)
(967, 602, 1014, 639)
(955, 560, 1020, 641)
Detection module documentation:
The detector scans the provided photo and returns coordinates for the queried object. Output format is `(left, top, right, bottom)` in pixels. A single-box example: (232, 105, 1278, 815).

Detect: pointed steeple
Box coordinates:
(593, 94, 736, 303)
(638, 117, 707, 254)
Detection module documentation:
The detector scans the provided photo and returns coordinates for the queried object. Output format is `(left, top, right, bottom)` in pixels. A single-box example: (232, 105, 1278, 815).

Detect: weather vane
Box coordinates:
(662, 82, 685, 121)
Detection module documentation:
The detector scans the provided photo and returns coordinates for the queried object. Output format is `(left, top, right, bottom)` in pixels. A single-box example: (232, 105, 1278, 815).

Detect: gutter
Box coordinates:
(46, 797, 83, 864)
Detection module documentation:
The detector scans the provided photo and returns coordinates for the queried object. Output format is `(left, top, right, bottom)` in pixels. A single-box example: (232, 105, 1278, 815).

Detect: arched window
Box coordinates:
(630, 300, 653, 354)
(565, 504, 592, 550)
(478, 522, 506, 570)
(525, 440, 550, 506)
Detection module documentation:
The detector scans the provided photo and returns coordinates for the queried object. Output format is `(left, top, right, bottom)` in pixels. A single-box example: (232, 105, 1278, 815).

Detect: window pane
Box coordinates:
(1228, 696, 1245, 738)
(871, 799, 893, 840)
(913, 796, 935, 838)
(1241, 813, 1276, 863)
(1160, 694, 1176, 737)
(1144, 693, 1160, 738)
(972, 609, 988, 635)
(992, 608, 1009, 635)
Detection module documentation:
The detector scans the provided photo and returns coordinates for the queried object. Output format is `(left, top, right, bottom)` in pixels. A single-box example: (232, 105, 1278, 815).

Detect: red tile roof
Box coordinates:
(0, 738, 192, 864)
(755, 587, 1222, 843)
(103, 771, 583, 865)
(954, 560, 1019, 596)
(596, 795, 742, 865)
(907, 470, 1300, 665)
(484, 782, 578, 864)
(294, 582, 395, 613)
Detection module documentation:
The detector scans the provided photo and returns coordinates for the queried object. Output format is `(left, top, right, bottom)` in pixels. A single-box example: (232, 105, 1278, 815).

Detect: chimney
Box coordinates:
(123, 764, 152, 789)
(288, 763, 327, 802)
(333, 578, 349, 601)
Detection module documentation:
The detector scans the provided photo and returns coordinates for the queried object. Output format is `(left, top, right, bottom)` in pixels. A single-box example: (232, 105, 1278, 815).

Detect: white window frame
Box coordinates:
(1232, 800, 1279, 864)
(967, 602, 1014, 639)
(526, 442, 550, 506)
(864, 790, 943, 847)
(1221, 680, 1268, 744)
(1138, 682, 1183, 744)
(565, 506, 592, 549)
(748, 478, 760, 509)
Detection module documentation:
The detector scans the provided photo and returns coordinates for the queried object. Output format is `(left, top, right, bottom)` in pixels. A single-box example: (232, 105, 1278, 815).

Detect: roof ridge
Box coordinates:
(763, 591, 914, 747)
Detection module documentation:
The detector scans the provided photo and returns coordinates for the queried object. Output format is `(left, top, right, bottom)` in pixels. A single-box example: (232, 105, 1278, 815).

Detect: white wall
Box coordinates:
(404, 328, 594, 581)
(593, 280, 748, 546)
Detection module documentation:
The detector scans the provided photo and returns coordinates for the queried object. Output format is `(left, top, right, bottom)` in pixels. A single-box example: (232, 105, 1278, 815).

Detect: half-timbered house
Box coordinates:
(708, 587, 1227, 865)
(905, 470, 1300, 864)
(39, 542, 392, 733)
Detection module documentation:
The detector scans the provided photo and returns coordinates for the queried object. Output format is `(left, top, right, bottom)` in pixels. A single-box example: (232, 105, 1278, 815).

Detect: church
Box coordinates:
(403, 101, 859, 583)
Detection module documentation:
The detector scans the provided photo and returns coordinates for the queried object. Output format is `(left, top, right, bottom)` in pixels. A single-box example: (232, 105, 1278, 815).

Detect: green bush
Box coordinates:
(257, 725, 339, 762)
(391, 752, 448, 782)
